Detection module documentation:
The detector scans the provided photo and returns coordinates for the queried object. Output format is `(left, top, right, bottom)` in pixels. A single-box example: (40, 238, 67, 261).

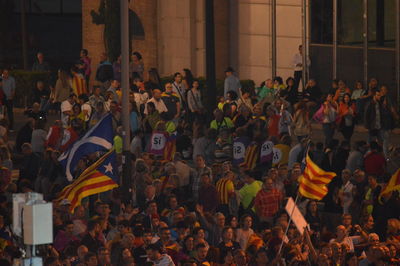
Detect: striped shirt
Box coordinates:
(216, 178, 234, 205)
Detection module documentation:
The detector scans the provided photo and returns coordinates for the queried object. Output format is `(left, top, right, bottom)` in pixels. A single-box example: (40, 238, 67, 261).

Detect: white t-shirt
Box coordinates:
(144, 98, 168, 114)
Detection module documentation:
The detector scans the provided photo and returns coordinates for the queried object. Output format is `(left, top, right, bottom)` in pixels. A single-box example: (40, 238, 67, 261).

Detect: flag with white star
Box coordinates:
(56, 149, 119, 213)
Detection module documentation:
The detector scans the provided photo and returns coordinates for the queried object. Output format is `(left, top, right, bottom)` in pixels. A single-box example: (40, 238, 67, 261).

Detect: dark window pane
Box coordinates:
(338, 0, 363, 46)
(63, 0, 81, 14)
(31, 0, 61, 14)
(368, 0, 395, 47)
(310, 0, 333, 44)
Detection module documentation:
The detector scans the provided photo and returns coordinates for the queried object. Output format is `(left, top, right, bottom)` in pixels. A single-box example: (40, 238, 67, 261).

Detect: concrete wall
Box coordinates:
(235, 0, 303, 85)
(82, 0, 304, 86)
(157, 0, 207, 78)
(82, 0, 105, 86)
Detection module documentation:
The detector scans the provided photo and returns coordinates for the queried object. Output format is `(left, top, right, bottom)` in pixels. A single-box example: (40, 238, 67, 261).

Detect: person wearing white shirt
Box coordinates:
(144, 89, 168, 115)
(329, 225, 363, 253)
(292, 45, 311, 90)
(339, 169, 354, 214)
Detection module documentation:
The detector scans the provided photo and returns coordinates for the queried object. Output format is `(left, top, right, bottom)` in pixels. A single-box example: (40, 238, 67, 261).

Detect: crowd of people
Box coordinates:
(0, 48, 399, 266)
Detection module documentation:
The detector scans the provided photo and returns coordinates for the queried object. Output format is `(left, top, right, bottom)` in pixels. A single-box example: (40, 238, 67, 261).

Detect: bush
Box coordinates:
(9, 70, 51, 107)
(161, 76, 254, 94)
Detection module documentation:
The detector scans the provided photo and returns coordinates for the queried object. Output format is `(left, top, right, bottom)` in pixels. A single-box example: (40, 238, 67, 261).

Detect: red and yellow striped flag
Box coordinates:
(240, 143, 259, 170)
(56, 149, 118, 212)
(71, 73, 87, 96)
(379, 169, 400, 199)
(298, 155, 336, 200)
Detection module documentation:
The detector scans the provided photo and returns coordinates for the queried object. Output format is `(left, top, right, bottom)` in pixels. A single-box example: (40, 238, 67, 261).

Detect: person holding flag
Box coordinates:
(58, 113, 114, 181)
(297, 154, 336, 201)
(56, 149, 119, 213)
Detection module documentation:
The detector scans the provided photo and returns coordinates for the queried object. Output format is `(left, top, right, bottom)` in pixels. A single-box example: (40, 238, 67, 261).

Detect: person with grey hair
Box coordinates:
(196, 203, 226, 246)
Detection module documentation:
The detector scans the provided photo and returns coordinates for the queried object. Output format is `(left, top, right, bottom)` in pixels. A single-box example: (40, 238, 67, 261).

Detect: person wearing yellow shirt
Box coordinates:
(239, 170, 263, 212)
(210, 109, 234, 133)
(113, 126, 123, 154)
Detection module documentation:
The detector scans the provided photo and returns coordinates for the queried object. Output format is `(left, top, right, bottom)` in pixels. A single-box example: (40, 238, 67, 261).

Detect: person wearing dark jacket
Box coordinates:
(16, 119, 34, 153)
(95, 53, 114, 93)
(19, 143, 41, 183)
(303, 79, 322, 106)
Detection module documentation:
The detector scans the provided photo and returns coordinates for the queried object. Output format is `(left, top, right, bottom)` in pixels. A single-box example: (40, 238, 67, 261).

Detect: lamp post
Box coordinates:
(120, 0, 131, 203)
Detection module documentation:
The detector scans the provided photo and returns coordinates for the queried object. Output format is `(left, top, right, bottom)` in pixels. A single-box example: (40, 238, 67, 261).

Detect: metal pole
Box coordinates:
(363, 0, 369, 89)
(20, 0, 28, 70)
(396, 0, 400, 108)
(205, 0, 216, 109)
(332, 0, 338, 80)
(120, 0, 131, 203)
(271, 0, 277, 78)
(301, 0, 307, 87)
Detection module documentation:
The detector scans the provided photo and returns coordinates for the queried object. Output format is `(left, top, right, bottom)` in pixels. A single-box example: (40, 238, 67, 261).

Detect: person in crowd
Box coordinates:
(198, 173, 219, 213)
(161, 83, 180, 123)
(130, 51, 144, 80)
(292, 44, 310, 90)
(4, 49, 400, 266)
(32, 80, 50, 109)
(96, 52, 114, 92)
(303, 79, 321, 108)
(32, 52, 50, 72)
(187, 79, 205, 121)
(314, 94, 338, 145)
(144, 89, 168, 115)
(1, 69, 15, 131)
(254, 177, 283, 223)
(80, 49, 91, 87)
(54, 69, 71, 111)
(292, 101, 311, 142)
(333, 79, 351, 102)
(338, 93, 356, 141)
(224, 67, 241, 99)
(256, 79, 275, 104)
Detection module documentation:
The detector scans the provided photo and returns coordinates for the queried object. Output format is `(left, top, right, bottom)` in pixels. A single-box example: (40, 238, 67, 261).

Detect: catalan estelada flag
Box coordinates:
(298, 155, 336, 200)
(56, 149, 118, 213)
(379, 169, 400, 199)
(71, 73, 87, 96)
(240, 142, 259, 170)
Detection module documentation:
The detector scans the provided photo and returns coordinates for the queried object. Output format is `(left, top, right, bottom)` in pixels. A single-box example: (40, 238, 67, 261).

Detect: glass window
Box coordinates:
(310, 0, 396, 47)
(368, 0, 396, 47)
(310, 0, 333, 44)
(31, 0, 61, 14)
(62, 0, 81, 14)
(338, 0, 363, 45)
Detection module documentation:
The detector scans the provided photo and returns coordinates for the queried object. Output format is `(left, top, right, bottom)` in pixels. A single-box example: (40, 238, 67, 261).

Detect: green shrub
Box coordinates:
(159, 75, 255, 109)
(9, 70, 51, 107)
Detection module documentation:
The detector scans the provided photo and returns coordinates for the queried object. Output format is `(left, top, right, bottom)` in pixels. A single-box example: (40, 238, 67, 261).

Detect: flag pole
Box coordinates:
(277, 193, 301, 256)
